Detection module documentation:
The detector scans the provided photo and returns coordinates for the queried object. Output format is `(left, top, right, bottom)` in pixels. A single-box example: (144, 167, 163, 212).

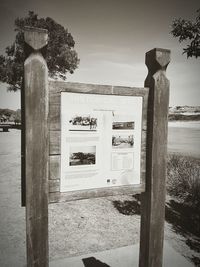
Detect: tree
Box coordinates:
(14, 109, 21, 124)
(171, 9, 200, 58)
(0, 11, 79, 91)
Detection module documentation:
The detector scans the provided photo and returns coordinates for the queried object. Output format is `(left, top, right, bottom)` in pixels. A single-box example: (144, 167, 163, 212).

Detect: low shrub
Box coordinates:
(167, 154, 200, 211)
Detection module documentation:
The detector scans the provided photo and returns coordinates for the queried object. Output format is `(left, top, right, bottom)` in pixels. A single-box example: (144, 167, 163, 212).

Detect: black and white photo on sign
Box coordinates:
(112, 134, 134, 148)
(112, 114, 135, 130)
(68, 113, 98, 131)
(69, 146, 96, 166)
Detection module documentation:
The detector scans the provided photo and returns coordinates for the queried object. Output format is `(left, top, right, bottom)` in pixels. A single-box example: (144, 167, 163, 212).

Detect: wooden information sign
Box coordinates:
(49, 82, 148, 203)
(22, 27, 170, 267)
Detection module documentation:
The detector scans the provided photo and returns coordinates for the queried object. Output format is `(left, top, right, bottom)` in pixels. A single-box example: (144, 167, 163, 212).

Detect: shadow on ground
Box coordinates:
(112, 195, 140, 216)
(165, 199, 200, 266)
(82, 257, 110, 267)
(112, 195, 200, 266)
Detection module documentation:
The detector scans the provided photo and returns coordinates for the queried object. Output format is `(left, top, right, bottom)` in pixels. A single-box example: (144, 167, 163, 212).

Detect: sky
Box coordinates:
(0, 0, 200, 109)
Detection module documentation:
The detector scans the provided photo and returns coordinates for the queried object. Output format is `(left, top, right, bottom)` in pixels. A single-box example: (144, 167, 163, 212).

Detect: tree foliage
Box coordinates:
(171, 9, 200, 58)
(0, 11, 79, 91)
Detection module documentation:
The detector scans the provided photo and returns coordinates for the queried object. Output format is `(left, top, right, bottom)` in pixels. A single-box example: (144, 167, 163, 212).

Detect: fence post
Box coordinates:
(24, 27, 49, 266)
(139, 48, 170, 267)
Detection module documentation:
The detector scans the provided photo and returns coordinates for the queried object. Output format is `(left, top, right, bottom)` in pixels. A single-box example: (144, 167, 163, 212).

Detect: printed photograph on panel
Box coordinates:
(69, 114, 98, 131)
(112, 114, 135, 130)
(69, 146, 96, 166)
(112, 134, 134, 148)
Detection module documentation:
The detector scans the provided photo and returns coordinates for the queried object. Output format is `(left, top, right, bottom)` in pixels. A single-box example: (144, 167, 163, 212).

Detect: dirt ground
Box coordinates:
(49, 195, 141, 260)
(48, 195, 200, 266)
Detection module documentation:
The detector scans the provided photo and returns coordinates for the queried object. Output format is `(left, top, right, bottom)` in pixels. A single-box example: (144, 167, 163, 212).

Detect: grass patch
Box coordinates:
(167, 154, 200, 212)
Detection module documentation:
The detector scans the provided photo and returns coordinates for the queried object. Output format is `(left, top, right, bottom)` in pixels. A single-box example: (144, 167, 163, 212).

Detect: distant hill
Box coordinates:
(169, 106, 200, 121)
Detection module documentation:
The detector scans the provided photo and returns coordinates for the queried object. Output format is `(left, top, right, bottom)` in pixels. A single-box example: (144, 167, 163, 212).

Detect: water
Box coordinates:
(168, 121, 200, 158)
(0, 123, 200, 266)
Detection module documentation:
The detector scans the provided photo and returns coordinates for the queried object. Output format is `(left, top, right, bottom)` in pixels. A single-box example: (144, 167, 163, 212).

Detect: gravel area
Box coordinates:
(49, 195, 199, 266)
(49, 195, 141, 260)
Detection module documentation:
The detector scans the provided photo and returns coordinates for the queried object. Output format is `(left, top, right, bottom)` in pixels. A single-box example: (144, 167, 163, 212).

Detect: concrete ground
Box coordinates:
(50, 242, 194, 267)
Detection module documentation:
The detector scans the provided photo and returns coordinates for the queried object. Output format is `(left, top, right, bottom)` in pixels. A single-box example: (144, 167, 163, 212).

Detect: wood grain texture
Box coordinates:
(49, 155, 60, 180)
(49, 81, 149, 203)
(21, 79, 26, 207)
(139, 48, 170, 267)
(49, 130, 60, 155)
(24, 28, 49, 267)
(49, 179, 60, 193)
(49, 184, 145, 203)
(24, 26, 48, 50)
(49, 104, 60, 131)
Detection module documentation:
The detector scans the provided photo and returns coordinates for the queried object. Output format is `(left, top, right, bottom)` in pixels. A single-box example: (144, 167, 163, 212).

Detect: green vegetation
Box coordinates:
(171, 9, 200, 58)
(0, 11, 79, 91)
(167, 154, 200, 213)
(166, 154, 200, 266)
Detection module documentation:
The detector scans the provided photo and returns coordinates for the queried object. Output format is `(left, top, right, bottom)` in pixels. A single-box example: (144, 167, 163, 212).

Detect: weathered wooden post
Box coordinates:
(24, 27, 49, 266)
(139, 48, 170, 267)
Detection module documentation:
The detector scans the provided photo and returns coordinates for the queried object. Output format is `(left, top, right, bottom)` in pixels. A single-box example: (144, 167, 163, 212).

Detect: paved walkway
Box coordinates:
(50, 242, 193, 267)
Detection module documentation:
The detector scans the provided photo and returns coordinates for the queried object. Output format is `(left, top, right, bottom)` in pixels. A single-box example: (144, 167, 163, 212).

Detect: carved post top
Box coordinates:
(24, 26, 48, 50)
(145, 48, 171, 75)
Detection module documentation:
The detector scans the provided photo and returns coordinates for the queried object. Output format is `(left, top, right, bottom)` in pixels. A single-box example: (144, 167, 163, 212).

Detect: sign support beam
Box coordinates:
(139, 48, 170, 267)
(24, 27, 49, 267)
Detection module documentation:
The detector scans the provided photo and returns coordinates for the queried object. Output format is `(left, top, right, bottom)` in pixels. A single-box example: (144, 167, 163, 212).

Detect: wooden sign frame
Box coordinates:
(22, 27, 170, 267)
(48, 82, 149, 203)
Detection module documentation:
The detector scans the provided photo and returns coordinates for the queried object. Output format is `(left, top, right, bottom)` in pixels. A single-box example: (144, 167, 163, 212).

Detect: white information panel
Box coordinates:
(60, 92, 143, 192)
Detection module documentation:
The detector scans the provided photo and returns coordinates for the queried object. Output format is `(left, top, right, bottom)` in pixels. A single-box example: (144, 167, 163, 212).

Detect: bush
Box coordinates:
(167, 154, 200, 210)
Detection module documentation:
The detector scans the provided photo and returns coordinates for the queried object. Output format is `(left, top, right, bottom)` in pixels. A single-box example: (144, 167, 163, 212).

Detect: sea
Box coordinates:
(168, 121, 200, 158)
